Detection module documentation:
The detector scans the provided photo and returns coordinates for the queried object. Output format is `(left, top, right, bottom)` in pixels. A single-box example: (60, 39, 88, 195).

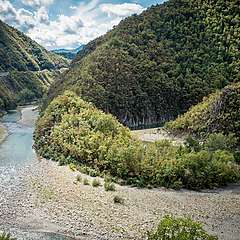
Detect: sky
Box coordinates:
(0, 0, 165, 50)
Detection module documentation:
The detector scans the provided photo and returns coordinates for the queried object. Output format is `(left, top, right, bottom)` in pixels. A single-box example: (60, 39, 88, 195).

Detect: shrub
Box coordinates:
(92, 178, 101, 187)
(185, 136, 201, 152)
(0, 232, 15, 240)
(76, 174, 82, 182)
(83, 178, 90, 185)
(69, 163, 77, 171)
(203, 133, 237, 152)
(113, 195, 124, 204)
(148, 215, 218, 240)
(104, 181, 116, 191)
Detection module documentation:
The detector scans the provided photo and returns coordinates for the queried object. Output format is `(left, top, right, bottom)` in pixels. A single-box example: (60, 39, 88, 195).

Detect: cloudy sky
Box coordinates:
(0, 0, 165, 50)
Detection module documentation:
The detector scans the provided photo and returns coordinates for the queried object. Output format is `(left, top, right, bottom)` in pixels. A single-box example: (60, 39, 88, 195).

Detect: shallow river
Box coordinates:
(0, 107, 72, 240)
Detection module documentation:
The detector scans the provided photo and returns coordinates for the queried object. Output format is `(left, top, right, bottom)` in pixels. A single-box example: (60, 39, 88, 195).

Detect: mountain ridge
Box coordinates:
(51, 45, 85, 60)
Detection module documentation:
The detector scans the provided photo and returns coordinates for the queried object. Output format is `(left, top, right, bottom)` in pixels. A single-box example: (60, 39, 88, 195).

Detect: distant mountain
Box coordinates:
(0, 20, 69, 111)
(47, 0, 240, 128)
(52, 45, 85, 60)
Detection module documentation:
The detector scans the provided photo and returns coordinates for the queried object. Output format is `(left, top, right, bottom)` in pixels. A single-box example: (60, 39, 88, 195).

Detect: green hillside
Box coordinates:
(0, 20, 69, 111)
(166, 83, 240, 143)
(48, 0, 240, 128)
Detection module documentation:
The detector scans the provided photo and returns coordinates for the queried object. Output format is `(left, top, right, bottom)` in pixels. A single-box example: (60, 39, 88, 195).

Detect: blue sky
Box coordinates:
(0, 0, 165, 49)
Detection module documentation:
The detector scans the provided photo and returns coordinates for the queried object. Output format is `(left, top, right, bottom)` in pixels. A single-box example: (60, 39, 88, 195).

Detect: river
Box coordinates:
(0, 107, 72, 240)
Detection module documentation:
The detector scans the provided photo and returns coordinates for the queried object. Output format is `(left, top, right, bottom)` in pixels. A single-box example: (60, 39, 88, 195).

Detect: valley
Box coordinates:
(0, 0, 239, 239)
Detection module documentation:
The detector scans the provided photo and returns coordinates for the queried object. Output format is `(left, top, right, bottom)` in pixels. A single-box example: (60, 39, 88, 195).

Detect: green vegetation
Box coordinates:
(69, 163, 77, 171)
(92, 178, 101, 187)
(113, 195, 124, 204)
(83, 178, 90, 185)
(34, 92, 240, 190)
(47, 0, 240, 128)
(166, 83, 240, 144)
(104, 181, 116, 191)
(0, 233, 15, 240)
(148, 215, 217, 240)
(0, 20, 68, 72)
(0, 20, 69, 112)
(76, 174, 82, 182)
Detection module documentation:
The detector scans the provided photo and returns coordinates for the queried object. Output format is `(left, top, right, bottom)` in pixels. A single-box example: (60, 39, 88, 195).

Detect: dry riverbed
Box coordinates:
(1, 159, 240, 240)
(0, 107, 240, 240)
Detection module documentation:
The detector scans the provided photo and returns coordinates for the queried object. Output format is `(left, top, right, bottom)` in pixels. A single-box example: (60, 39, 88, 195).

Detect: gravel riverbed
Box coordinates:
(0, 107, 239, 240)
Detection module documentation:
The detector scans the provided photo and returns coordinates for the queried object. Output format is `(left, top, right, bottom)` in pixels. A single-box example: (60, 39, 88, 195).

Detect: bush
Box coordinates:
(148, 215, 217, 240)
(185, 136, 201, 152)
(83, 178, 90, 185)
(113, 195, 124, 204)
(92, 178, 101, 187)
(203, 133, 237, 152)
(76, 174, 82, 182)
(69, 163, 77, 171)
(104, 181, 116, 191)
(0, 233, 15, 240)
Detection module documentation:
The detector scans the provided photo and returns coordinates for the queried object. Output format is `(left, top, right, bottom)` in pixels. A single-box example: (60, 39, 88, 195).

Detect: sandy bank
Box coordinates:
(132, 127, 185, 145)
(18, 105, 38, 127)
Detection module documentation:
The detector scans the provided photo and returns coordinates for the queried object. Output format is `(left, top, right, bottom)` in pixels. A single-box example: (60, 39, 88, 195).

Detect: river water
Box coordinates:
(0, 107, 72, 240)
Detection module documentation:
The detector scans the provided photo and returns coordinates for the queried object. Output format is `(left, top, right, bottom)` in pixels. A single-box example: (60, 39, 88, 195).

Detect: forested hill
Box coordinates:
(48, 0, 240, 128)
(166, 83, 240, 143)
(0, 20, 68, 71)
(0, 20, 69, 111)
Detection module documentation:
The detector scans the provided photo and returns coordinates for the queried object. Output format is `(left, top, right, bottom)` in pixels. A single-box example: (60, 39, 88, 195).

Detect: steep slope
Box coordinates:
(0, 20, 68, 71)
(48, 0, 240, 128)
(166, 82, 240, 143)
(0, 20, 69, 111)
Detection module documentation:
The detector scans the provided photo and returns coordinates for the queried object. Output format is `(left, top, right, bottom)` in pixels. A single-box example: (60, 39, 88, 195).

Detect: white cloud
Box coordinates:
(0, 0, 50, 31)
(100, 3, 145, 17)
(70, 6, 77, 10)
(35, 6, 49, 24)
(0, 0, 18, 23)
(21, 0, 54, 8)
(0, 0, 145, 50)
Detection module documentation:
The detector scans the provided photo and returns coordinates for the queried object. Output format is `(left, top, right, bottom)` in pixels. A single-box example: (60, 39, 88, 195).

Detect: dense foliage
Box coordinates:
(48, 0, 240, 127)
(0, 20, 69, 112)
(148, 215, 217, 240)
(0, 70, 62, 110)
(34, 92, 240, 190)
(166, 83, 240, 143)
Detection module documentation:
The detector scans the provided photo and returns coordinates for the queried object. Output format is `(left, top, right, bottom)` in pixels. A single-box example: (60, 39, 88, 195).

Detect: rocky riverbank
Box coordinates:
(0, 107, 240, 240)
(1, 158, 240, 240)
